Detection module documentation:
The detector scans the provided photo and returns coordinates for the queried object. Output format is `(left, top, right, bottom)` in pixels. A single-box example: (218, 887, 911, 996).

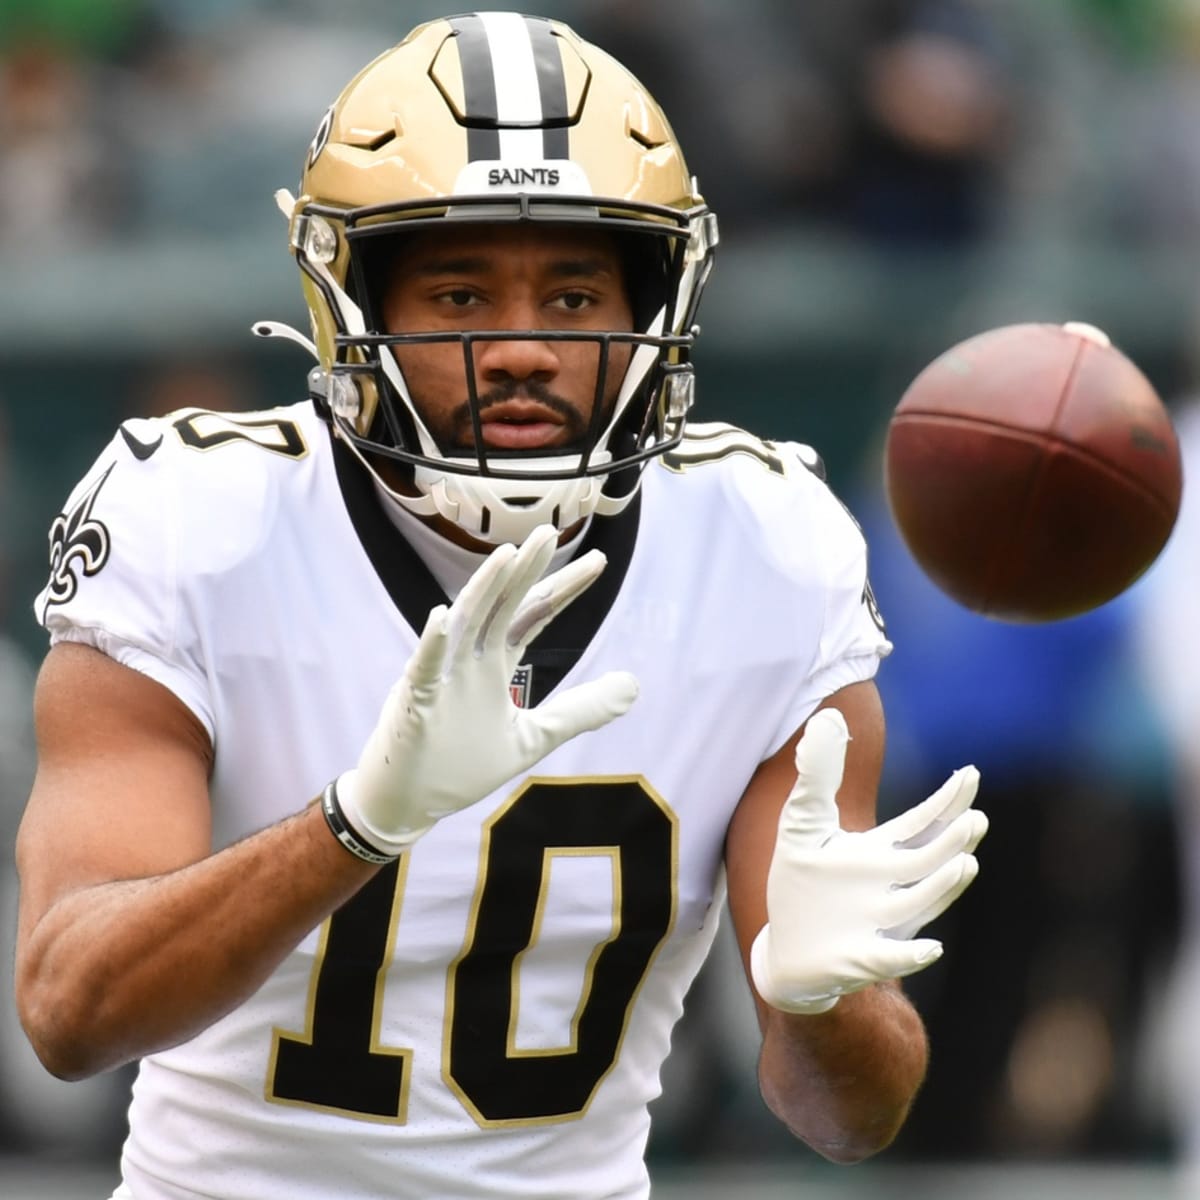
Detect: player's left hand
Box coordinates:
(332, 524, 639, 858)
(750, 708, 986, 1015)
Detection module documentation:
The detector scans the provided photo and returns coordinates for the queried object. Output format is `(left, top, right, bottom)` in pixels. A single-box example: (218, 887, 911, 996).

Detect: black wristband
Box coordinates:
(321, 781, 399, 865)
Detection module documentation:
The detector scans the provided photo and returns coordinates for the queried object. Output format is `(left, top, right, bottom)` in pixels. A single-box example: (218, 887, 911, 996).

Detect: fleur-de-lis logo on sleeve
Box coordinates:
(42, 463, 115, 616)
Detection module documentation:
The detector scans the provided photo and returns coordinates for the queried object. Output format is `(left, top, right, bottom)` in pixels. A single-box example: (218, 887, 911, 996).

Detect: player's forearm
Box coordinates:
(757, 982, 928, 1163)
(16, 802, 377, 1080)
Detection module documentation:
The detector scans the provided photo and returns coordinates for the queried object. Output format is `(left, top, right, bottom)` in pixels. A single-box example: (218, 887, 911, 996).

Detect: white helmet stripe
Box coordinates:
(480, 12, 543, 123)
(450, 13, 569, 162)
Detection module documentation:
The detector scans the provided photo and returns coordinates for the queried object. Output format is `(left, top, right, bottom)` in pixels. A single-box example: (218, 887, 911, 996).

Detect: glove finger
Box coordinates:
(508, 548, 607, 648)
(864, 937, 945, 981)
(882, 853, 980, 941)
(520, 671, 639, 759)
(889, 809, 989, 885)
(447, 539, 520, 657)
(777, 708, 849, 846)
(484, 525, 560, 651)
(877, 765, 980, 849)
(405, 604, 452, 693)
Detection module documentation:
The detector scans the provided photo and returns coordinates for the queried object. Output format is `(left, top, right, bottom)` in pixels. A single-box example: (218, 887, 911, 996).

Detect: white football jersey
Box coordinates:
(36, 404, 890, 1200)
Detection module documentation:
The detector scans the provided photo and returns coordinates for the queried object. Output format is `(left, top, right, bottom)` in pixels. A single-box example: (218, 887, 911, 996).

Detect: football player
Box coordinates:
(14, 13, 986, 1199)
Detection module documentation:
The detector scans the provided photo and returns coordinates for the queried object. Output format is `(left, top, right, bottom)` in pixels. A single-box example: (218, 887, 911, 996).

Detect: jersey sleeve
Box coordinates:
(747, 442, 892, 758)
(33, 418, 216, 738)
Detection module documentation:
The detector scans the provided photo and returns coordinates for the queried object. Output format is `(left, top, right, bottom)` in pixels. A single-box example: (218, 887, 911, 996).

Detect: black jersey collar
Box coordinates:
(330, 430, 641, 706)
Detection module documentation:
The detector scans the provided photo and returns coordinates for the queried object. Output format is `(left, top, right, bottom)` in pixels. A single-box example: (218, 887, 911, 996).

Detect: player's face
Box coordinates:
(380, 224, 635, 455)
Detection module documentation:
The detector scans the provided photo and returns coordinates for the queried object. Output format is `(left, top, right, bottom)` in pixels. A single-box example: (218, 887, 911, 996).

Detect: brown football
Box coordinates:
(884, 321, 1183, 622)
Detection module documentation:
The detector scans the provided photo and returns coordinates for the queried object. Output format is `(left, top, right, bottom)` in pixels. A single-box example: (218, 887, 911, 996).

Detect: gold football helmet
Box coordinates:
(276, 11, 717, 545)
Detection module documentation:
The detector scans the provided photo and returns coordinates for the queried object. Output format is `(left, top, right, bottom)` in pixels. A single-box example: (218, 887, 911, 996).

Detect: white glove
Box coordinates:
(326, 524, 639, 861)
(750, 708, 986, 1015)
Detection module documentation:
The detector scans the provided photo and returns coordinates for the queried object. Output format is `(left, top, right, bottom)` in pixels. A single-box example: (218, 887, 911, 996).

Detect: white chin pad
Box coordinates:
(409, 461, 607, 545)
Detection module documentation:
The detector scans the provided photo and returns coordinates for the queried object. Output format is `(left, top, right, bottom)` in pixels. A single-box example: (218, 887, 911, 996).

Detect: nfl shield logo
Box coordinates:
(509, 664, 533, 709)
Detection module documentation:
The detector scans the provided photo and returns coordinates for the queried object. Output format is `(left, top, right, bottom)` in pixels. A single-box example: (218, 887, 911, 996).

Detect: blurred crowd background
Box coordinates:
(4, 0, 1200, 1193)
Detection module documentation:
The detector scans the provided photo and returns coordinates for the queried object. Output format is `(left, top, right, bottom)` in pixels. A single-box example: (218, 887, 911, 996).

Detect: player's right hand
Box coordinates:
(326, 524, 639, 860)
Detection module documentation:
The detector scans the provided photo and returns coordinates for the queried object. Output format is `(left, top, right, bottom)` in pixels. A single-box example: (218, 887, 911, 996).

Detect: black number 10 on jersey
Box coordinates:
(268, 778, 677, 1126)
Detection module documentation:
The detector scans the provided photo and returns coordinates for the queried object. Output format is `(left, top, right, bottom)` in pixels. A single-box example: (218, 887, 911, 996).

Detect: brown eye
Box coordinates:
(438, 289, 479, 307)
(553, 291, 592, 311)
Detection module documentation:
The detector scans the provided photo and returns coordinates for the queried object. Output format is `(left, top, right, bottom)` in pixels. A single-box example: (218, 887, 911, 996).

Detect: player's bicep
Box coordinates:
(723, 680, 885, 1017)
(16, 642, 214, 935)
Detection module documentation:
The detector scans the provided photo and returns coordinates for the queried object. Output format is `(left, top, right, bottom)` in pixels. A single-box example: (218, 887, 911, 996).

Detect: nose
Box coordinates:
(473, 300, 561, 385)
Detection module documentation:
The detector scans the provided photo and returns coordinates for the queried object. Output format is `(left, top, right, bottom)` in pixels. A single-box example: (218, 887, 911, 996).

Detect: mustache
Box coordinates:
(452, 381, 589, 438)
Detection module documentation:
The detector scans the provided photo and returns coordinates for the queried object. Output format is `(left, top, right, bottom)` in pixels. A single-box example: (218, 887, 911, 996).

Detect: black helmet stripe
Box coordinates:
(527, 17, 569, 158)
(448, 12, 569, 162)
(448, 14, 500, 160)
